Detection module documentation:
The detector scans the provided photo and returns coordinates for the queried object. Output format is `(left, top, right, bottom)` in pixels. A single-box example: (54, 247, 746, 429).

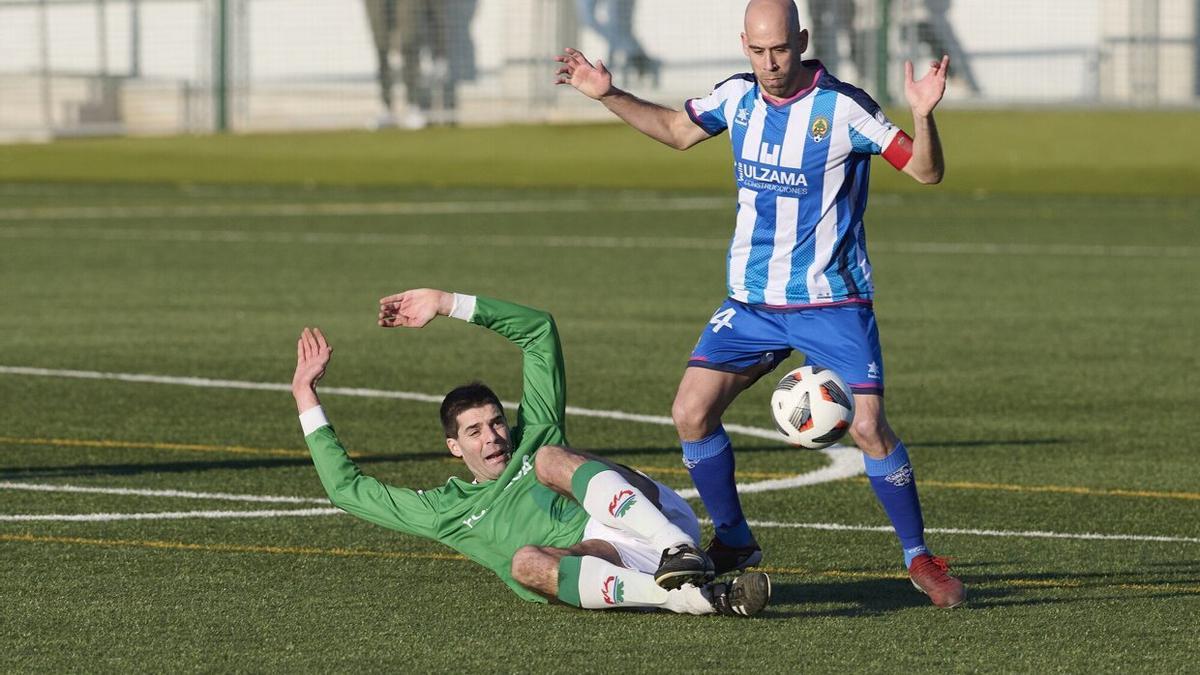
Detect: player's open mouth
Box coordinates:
(484, 449, 509, 462)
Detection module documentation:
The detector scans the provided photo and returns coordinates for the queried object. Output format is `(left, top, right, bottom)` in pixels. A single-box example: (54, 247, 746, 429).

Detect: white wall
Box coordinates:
(1, 0, 1196, 136)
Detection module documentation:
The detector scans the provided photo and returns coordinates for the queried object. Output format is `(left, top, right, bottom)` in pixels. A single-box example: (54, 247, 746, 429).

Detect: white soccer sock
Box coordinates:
(577, 466, 692, 552)
(566, 556, 713, 615)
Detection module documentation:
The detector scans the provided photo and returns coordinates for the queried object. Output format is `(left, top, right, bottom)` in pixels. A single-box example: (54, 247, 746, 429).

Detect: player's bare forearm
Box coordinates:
(904, 112, 944, 184)
(901, 56, 948, 184)
(293, 384, 321, 414)
(599, 89, 709, 150)
(556, 47, 706, 150)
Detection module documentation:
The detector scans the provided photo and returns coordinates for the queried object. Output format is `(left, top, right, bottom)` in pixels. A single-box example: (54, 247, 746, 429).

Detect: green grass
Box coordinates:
(2, 110, 1199, 195)
(1, 115, 1199, 672)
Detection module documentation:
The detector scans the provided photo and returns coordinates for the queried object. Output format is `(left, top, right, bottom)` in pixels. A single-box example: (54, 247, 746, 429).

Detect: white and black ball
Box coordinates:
(770, 366, 855, 449)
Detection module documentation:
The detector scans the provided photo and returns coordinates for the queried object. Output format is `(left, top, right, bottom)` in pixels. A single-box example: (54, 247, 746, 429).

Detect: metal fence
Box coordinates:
(1, 0, 1197, 140)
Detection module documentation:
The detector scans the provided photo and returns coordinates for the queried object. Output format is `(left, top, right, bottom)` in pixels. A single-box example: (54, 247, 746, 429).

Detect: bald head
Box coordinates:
(744, 0, 802, 37)
(740, 0, 812, 98)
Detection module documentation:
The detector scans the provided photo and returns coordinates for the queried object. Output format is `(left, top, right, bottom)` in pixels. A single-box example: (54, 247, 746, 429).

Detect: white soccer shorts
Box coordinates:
(580, 479, 702, 574)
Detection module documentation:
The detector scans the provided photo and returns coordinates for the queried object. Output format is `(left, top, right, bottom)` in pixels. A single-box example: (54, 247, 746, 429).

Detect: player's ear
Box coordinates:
(740, 32, 750, 56)
(797, 28, 809, 54)
(446, 437, 464, 458)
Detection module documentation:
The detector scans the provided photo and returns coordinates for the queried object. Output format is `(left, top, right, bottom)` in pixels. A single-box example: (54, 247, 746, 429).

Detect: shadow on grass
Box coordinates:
(0, 435, 1071, 479)
(909, 438, 1069, 449)
(582, 437, 1070, 458)
(763, 577, 960, 617)
(760, 563, 1200, 617)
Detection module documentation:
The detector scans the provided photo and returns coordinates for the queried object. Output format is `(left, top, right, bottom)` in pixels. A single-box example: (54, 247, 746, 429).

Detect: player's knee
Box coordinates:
(671, 396, 713, 440)
(533, 446, 557, 483)
(533, 445, 572, 487)
(850, 418, 890, 457)
(510, 546, 544, 583)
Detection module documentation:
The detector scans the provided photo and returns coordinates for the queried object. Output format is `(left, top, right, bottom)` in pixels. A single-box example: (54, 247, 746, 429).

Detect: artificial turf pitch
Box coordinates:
(1, 113, 1197, 671)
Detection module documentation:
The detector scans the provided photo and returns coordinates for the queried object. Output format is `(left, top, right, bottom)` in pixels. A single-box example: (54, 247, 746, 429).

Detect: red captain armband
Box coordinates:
(882, 131, 914, 170)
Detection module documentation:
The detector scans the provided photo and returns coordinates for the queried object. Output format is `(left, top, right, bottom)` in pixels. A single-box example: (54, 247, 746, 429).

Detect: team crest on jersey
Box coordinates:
(810, 116, 830, 142)
(734, 107, 751, 126)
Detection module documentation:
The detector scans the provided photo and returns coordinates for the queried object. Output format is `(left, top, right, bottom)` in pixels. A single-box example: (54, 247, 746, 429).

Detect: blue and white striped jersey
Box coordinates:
(685, 64, 906, 307)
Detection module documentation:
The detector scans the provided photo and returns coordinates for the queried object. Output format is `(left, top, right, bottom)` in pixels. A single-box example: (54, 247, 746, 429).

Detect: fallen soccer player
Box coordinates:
(290, 288, 771, 615)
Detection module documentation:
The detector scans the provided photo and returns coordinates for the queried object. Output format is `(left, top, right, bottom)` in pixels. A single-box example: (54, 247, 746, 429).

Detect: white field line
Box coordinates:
(0, 226, 726, 251)
(7, 365, 1195, 545)
(1, 224, 1192, 258)
(0, 365, 864, 493)
(0, 481, 328, 504)
(0, 508, 341, 522)
(0, 197, 731, 221)
(2, 504, 1195, 544)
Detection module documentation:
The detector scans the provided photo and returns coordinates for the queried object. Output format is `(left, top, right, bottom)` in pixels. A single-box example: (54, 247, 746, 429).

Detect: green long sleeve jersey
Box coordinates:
(303, 296, 590, 603)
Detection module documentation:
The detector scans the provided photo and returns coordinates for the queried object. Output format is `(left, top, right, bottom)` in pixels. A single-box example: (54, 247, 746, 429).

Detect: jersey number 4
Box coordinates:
(709, 308, 736, 333)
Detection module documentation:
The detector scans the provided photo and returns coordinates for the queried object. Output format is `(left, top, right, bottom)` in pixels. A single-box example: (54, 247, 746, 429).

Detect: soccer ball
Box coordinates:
(770, 366, 855, 449)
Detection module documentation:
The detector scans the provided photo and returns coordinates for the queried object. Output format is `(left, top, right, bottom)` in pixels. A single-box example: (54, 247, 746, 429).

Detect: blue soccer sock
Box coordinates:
(863, 441, 928, 568)
(682, 425, 755, 548)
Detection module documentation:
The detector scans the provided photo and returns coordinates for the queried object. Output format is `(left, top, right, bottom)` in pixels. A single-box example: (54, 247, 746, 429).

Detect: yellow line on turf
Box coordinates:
(1118, 583, 1200, 594)
(861, 477, 1200, 502)
(0, 435, 386, 460)
(0, 435, 306, 457)
(1005, 578, 1083, 588)
(0, 532, 467, 561)
(8, 533, 1199, 594)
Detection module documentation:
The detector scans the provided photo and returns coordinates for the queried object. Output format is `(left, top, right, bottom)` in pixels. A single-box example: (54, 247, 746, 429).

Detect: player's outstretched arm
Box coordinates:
(291, 325, 441, 537)
(901, 55, 948, 185)
(555, 47, 709, 151)
(378, 288, 455, 328)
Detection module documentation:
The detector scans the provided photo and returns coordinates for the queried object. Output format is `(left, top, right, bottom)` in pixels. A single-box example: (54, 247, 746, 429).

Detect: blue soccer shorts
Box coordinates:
(687, 298, 885, 395)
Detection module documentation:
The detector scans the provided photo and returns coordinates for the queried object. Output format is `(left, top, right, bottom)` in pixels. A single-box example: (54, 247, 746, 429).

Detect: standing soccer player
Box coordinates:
(556, 0, 964, 607)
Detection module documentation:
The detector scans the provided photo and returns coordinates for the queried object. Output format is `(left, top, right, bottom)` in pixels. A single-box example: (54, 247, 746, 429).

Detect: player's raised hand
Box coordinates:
(293, 327, 332, 395)
(378, 288, 452, 329)
(555, 48, 613, 100)
(904, 55, 950, 117)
